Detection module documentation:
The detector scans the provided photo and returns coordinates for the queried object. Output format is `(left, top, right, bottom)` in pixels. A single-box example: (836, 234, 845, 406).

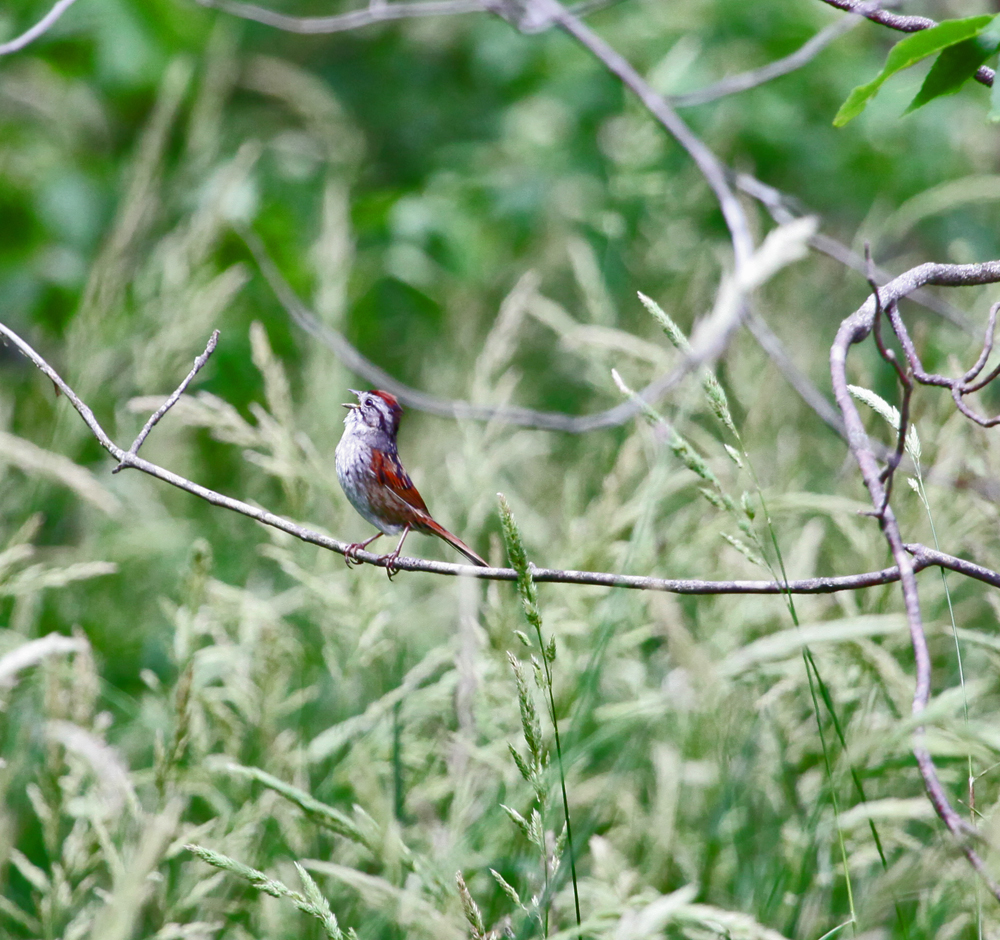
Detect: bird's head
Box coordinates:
(343, 389, 403, 438)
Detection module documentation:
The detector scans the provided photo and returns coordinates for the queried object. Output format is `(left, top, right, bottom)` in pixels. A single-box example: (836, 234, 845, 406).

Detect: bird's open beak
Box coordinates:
(342, 389, 363, 409)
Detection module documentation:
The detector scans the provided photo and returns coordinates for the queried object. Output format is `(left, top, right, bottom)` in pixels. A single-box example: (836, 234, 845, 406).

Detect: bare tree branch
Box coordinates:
(830, 258, 1000, 901)
(817, 0, 995, 87)
(217, 0, 959, 444)
(199, 0, 988, 463)
(0, 0, 82, 56)
(6, 319, 999, 596)
(862, 248, 910, 515)
(906, 543, 1000, 589)
(879, 298, 1000, 429)
(195, 0, 980, 338)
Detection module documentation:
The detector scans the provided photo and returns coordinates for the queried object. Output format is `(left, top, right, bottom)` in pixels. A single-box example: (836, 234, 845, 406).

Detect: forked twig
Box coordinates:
(960, 301, 1000, 391)
(881, 292, 1000, 428)
(113, 330, 219, 472)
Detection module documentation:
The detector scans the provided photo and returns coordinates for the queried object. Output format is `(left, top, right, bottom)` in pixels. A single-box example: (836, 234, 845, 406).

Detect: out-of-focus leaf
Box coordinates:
(834, 15, 995, 125)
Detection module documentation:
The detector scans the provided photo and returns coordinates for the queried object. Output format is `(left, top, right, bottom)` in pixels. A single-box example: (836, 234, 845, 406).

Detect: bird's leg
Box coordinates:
(344, 532, 383, 567)
(379, 525, 411, 580)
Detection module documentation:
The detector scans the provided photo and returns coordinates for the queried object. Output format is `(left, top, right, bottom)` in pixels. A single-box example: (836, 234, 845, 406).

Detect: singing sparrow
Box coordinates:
(335, 389, 488, 573)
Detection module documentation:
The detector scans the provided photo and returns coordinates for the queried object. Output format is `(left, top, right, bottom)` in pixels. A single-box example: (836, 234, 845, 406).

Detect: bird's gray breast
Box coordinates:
(335, 431, 404, 535)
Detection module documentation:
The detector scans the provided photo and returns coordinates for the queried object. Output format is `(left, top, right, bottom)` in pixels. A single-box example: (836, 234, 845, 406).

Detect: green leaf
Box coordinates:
(834, 15, 996, 126)
(907, 17, 1000, 112)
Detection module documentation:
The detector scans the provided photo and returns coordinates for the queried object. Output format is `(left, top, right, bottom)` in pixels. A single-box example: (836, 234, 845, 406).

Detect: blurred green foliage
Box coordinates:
(3, 0, 1000, 936)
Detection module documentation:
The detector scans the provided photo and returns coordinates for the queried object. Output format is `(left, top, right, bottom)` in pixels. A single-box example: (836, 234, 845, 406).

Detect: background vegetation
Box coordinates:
(3, 0, 1000, 936)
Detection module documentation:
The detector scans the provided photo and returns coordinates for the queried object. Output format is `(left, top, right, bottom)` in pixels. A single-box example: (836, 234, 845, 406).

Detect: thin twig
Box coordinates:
(817, 0, 995, 87)
(4, 320, 999, 594)
(671, 13, 861, 107)
(191, 0, 485, 33)
(830, 258, 1000, 902)
(872, 300, 911, 510)
(881, 290, 1000, 428)
(113, 330, 219, 472)
(960, 301, 1000, 389)
(546, 0, 753, 268)
(905, 544, 1000, 589)
(0, 0, 82, 56)
(862, 246, 910, 514)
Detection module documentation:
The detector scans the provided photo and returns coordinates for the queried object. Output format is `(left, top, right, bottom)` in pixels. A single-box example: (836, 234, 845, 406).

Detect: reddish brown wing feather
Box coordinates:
(371, 448, 430, 521)
(370, 448, 488, 566)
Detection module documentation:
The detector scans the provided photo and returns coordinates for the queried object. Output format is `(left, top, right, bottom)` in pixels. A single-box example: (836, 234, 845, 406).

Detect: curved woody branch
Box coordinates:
(830, 259, 1000, 901)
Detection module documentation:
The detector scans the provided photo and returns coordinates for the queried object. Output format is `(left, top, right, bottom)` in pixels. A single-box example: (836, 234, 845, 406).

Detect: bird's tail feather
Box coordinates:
(420, 517, 488, 567)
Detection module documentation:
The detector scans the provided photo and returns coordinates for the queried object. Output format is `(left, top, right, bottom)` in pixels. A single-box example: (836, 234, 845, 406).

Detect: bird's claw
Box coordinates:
(378, 550, 403, 580)
(343, 543, 366, 568)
